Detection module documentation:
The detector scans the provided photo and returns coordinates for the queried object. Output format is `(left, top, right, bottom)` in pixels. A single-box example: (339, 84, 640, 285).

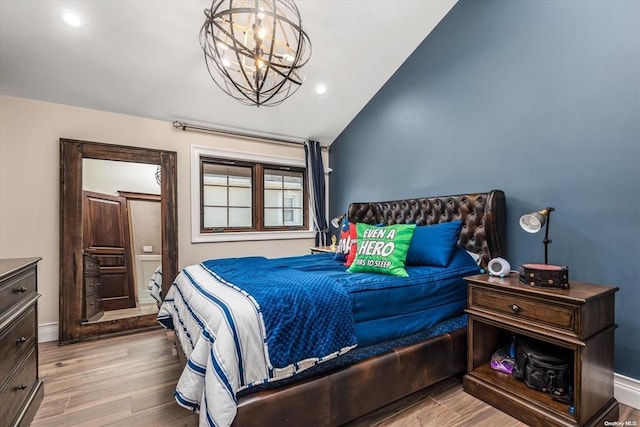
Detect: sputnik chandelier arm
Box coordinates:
(200, 0, 312, 107)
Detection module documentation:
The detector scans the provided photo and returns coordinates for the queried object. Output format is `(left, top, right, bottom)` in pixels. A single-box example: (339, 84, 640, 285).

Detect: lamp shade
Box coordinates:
(519, 211, 547, 233)
(331, 214, 345, 229)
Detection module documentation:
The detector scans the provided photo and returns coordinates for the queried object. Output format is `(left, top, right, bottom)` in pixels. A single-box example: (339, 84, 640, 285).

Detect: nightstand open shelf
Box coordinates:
(472, 362, 572, 414)
(463, 273, 619, 426)
(466, 322, 575, 421)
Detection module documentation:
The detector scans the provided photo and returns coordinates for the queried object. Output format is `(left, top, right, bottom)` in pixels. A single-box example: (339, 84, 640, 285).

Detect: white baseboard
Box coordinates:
(615, 373, 640, 410)
(34, 320, 640, 410)
(38, 322, 58, 343)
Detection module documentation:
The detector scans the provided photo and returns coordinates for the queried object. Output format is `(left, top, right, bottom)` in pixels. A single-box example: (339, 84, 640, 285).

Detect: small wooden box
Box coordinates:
(519, 263, 569, 289)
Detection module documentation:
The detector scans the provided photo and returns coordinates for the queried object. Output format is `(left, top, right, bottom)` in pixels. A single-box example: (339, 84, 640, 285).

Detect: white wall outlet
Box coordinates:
(142, 245, 153, 253)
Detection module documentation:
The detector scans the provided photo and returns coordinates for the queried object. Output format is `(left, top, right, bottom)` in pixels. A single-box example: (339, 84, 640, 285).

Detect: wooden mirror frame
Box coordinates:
(59, 138, 178, 344)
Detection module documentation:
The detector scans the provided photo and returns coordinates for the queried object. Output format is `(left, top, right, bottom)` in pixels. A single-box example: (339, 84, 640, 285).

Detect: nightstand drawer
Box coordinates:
(470, 286, 576, 335)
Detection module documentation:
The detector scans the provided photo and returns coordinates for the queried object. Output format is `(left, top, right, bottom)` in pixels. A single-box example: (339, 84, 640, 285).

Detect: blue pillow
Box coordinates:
(406, 220, 463, 267)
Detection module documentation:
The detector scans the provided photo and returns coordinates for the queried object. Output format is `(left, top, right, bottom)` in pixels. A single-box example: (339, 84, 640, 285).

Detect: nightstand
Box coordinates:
(463, 273, 619, 426)
(309, 246, 336, 254)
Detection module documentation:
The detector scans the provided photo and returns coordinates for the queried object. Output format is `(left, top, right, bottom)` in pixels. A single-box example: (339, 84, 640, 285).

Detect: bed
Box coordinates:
(159, 190, 506, 426)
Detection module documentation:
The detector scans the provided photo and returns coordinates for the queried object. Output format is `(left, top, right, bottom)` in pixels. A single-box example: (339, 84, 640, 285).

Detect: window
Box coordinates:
(202, 162, 253, 229)
(200, 157, 307, 233)
(264, 169, 304, 228)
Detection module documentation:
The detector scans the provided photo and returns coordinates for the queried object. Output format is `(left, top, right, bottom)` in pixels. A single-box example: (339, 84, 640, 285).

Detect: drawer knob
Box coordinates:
(16, 384, 28, 391)
(15, 286, 28, 293)
(16, 336, 27, 344)
(511, 304, 520, 312)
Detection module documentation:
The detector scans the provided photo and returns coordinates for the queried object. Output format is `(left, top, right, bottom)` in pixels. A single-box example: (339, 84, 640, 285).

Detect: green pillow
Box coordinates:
(347, 223, 416, 277)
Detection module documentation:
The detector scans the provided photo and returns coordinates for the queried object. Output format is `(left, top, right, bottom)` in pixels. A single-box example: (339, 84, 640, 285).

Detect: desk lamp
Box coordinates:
(519, 207, 554, 265)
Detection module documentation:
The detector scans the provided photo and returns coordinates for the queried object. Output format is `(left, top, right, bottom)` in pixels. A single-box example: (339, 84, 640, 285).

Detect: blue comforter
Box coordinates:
(202, 257, 358, 369)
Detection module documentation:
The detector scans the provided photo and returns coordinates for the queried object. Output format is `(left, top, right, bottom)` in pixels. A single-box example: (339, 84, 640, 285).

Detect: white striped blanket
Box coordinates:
(147, 265, 162, 304)
(158, 262, 356, 427)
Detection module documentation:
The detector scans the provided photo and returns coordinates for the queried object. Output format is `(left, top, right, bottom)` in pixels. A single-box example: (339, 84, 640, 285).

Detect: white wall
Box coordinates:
(83, 158, 161, 196)
(0, 95, 323, 326)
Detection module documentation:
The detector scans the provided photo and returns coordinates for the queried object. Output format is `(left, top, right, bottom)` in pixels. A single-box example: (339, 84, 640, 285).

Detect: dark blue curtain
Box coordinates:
(304, 140, 329, 247)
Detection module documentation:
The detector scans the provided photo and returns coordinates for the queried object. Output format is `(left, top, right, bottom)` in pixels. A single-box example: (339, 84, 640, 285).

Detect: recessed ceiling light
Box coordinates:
(315, 84, 327, 95)
(61, 10, 83, 29)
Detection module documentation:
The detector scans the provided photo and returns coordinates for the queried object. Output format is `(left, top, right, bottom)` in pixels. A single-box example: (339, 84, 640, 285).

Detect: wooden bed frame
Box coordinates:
(177, 190, 507, 426)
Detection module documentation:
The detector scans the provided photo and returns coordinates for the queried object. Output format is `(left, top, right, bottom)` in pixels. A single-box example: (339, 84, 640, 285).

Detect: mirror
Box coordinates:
(60, 138, 178, 344)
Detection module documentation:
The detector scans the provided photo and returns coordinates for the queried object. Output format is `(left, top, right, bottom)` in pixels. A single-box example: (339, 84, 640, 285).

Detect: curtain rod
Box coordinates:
(172, 120, 327, 149)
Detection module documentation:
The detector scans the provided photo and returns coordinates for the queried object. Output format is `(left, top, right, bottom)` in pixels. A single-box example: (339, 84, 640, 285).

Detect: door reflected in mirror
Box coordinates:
(82, 159, 161, 323)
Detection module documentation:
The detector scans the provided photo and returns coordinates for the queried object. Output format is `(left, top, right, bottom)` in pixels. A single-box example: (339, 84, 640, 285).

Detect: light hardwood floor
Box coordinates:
(32, 329, 639, 426)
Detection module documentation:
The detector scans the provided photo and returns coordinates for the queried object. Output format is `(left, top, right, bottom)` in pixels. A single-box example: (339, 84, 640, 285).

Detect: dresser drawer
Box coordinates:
(0, 306, 36, 386)
(470, 285, 577, 335)
(83, 254, 100, 275)
(0, 268, 36, 314)
(85, 275, 100, 296)
(94, 286, 103, 312)
(0, 348, 37, 425)
(85, 294, 98, 317)
(85, 294, 103, 320)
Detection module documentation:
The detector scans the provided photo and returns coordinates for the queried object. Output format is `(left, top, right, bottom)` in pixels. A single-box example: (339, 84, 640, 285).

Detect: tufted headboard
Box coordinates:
(347, 190, 507, 268)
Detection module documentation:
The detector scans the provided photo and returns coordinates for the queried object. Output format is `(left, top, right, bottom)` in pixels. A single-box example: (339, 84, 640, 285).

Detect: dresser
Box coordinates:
(0, 257, 43, 427)
(463, 273, 618, 426)
(83, 253, 103, 322)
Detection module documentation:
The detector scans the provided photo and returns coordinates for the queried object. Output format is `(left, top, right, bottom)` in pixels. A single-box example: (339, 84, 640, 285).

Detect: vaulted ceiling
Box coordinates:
(0, 1, 456, 145)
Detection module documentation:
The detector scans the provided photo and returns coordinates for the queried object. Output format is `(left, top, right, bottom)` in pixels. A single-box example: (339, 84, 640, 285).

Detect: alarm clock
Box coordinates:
(488, 257, 511, 277)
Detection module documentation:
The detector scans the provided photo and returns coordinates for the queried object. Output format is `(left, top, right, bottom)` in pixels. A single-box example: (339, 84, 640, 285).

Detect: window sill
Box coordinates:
(191, 229, 316, 243)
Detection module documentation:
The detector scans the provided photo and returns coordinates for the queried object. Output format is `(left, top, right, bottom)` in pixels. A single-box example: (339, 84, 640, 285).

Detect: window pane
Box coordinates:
(203, 163, 251, 178)
(284, 208, 303, 226)
(201, 161, 252, 230)
(264, 189, 283, 208)
(229, 175, 251, 188)
(283, 175, 303, 190)
(284, 190, 303, 208)
(264, 173, 283, 190)
(229, 208, 252, 227)
(264, 169, 304, 226)
(203, 174, 228, 186)
(264, 208, 283, 226)
(204, 207, 227, 228)
(229, 187, 251, 206)
(203, 186, 227, 206)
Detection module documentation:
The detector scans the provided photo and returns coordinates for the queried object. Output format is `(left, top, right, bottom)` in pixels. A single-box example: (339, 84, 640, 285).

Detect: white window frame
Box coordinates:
(191, 145, 315, 243)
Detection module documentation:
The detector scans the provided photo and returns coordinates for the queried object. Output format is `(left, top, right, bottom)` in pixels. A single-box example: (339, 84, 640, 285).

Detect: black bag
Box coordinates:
(512, 338, 572, 400)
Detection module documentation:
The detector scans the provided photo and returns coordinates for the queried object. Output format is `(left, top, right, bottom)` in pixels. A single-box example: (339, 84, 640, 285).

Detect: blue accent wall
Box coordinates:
(329, 1, 640, 378)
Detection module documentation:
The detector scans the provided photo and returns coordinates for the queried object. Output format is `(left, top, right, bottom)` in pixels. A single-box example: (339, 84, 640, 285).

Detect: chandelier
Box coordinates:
(200, 0, 312, 107)
(155, 165, 161, 185)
